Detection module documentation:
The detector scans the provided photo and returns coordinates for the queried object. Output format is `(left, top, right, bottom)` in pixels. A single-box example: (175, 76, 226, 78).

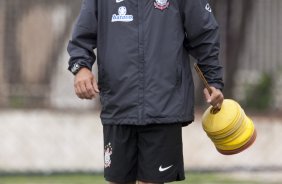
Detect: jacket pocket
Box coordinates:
(176, 64, 182, 87)
(98, 64, 109, 91)
(99, 91, 109, 111)
(98, 64, 109, 109)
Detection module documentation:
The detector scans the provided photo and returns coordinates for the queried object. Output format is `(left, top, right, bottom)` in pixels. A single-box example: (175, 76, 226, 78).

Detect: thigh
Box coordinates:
(103, 125, 138, 183)
(137, 123, 185, 183)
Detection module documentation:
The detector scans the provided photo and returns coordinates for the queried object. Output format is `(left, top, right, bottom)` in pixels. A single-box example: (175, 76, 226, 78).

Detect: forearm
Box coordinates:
(67, 0, 98, 74)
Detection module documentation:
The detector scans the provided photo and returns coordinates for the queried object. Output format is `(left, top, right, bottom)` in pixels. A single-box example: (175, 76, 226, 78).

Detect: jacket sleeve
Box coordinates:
(67, 0, 98, 73)
(182, 0, 224, 90)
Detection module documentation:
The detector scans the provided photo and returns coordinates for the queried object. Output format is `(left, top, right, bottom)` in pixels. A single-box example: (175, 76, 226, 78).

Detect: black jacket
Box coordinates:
(67, 0, 224, 126)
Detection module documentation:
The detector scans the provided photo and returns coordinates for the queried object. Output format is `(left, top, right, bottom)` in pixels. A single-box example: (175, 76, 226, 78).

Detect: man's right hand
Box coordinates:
(74, 68, 100, 100)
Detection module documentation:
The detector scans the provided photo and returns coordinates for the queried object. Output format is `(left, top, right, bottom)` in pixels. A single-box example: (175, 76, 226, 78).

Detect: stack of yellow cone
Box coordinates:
(202, 99, 257, 155)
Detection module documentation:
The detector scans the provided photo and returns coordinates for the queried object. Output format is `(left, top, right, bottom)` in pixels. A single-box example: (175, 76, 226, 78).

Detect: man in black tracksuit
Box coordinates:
(67, 0, 224, 183)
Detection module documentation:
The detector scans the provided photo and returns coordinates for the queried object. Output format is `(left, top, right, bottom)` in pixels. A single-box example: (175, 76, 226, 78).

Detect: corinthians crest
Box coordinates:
(104, 143, 113, 168)
(154, 0, 170, 10)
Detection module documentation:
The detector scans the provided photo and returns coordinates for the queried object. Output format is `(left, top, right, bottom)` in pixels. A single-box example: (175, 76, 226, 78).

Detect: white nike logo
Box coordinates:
(116, 0, 124, 3)
(159, 165, 173, 172)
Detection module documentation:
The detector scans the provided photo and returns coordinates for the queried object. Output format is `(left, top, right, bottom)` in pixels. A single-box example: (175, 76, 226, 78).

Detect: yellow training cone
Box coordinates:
(193, 64, 257, 155)
(202, 99, 257, 155)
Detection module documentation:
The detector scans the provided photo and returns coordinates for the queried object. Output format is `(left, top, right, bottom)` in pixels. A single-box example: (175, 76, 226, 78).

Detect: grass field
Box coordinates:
(0, 173, 280, 184)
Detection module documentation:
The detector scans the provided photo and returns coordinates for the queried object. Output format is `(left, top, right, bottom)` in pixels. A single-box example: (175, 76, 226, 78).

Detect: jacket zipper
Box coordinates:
(137, 0, 145, 123)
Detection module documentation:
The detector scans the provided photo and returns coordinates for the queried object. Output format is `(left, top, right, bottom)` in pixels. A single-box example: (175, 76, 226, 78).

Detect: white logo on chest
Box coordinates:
(205, 3, 212, 12)
(112, 6, 134, 22)
(154, 0, 170, 10)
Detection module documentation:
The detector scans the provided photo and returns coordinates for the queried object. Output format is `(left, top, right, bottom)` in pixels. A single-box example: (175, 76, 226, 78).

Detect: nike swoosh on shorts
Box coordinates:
(159, 165, 173, 172)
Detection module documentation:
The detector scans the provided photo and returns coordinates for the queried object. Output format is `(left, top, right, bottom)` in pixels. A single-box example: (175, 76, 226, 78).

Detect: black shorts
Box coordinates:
(103, 123, 185, 183)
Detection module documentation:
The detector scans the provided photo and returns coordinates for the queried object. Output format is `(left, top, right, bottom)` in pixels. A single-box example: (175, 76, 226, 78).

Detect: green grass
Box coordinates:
(0, 173, 279, 184)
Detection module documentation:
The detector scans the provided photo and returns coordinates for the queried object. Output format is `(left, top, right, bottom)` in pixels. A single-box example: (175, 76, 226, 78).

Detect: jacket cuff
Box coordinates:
(208, 83, 224, 91)
(68, 59, 93, 75)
